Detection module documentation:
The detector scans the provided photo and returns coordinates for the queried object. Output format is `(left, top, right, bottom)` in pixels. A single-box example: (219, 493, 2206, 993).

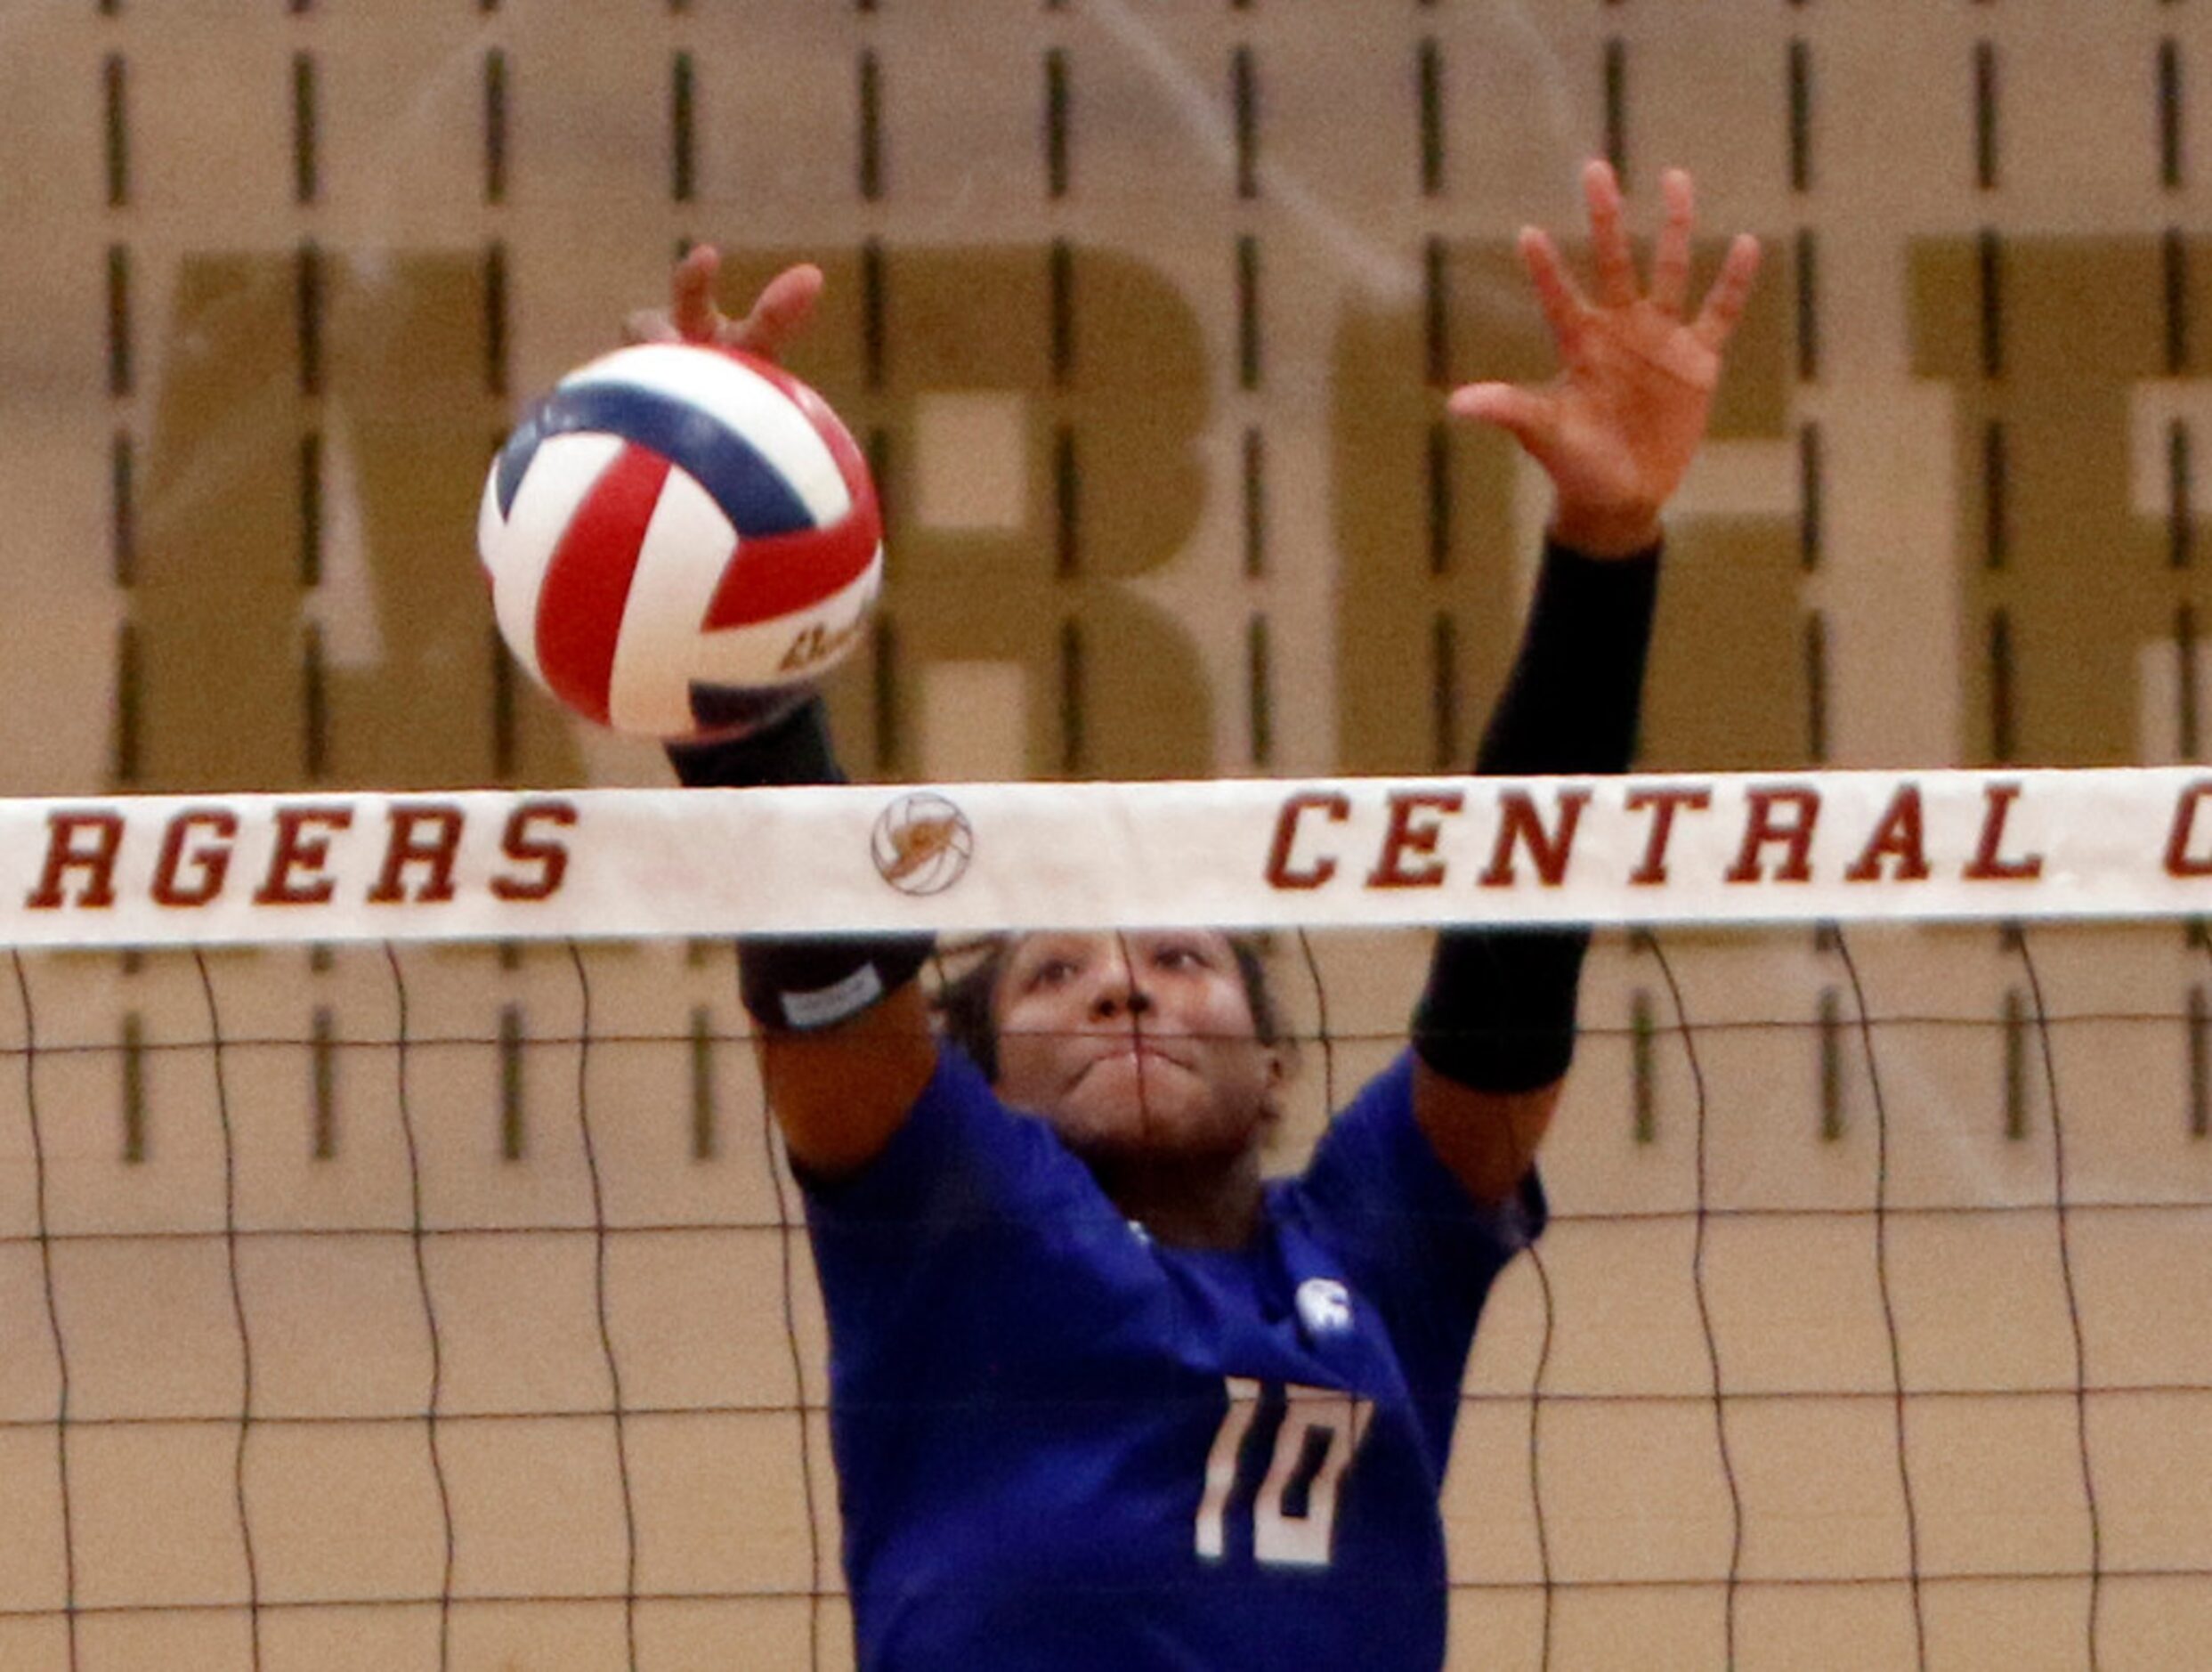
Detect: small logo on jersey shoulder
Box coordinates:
(870, 792, 974, 897)
(1295, 1278, 1354, 1337)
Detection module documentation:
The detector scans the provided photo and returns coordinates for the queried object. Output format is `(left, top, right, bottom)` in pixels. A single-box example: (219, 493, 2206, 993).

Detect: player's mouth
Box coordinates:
(1067, 1037, 1192, 1091)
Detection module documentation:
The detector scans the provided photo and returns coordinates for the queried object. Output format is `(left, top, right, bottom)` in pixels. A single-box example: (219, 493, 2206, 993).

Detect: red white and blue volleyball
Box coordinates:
(478, 343, 882, 740)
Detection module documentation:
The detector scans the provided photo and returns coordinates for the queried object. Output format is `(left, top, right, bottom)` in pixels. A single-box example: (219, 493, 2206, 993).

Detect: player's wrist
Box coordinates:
(1474, 540, 1660, 779)
(1546, 503, 1663, 559)
(666, 692, 843, 788)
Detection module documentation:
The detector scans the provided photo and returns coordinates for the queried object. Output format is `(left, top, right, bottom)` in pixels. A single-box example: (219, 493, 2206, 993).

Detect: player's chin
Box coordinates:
(1051, 1062, 1254, 1159)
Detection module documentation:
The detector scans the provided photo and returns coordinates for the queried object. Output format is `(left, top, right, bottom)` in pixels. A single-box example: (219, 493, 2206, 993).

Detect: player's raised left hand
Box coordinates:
(1450, 160, 1760, 557)
(624, 246, 825, 361)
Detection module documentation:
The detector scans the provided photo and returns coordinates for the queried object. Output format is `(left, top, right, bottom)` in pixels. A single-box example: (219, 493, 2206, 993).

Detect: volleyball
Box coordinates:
(477, 342, 882, 740)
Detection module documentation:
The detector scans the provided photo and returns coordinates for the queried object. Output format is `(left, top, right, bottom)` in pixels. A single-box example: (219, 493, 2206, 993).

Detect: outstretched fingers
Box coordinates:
(1649, 168, 1696, 317)
(1447, 381, 1560, 461)
(670, 244, 728, 342)
(1582, 158, 1639, 308)
(625, 251, 826, 359)
(1692, 232, 1762, 352)
(1518, 226, 1586, 355)
(731, 263, 825, 360)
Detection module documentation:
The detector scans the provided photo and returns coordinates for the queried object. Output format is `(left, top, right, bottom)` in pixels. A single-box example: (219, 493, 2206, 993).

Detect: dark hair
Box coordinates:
(935, 932, 1281, 1083)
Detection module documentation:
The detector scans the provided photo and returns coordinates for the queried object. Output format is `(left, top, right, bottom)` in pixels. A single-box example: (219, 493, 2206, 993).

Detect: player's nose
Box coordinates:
(1087, 942, 1154, 1022)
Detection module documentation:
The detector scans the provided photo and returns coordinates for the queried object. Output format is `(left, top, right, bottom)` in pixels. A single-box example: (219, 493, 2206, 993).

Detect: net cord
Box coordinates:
(381, 943, 458, 1672)
(1834, 928, 1929, 1668)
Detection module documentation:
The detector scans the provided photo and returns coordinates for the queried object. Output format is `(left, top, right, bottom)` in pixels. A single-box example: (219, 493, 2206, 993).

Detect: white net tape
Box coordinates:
(3, 778, 2211, 1668)
(12, 768, 2212, 948)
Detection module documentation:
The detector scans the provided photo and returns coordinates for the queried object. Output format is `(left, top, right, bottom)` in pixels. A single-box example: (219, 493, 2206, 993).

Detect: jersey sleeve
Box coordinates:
(798, 1049, 1136, 1393)
(1283, 1051, 1545, 1461)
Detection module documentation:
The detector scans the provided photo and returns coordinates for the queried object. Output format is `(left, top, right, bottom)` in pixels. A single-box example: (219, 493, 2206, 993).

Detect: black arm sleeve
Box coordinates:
(668, 701, 934, 1032)
(1412, 540, 1661, 1092)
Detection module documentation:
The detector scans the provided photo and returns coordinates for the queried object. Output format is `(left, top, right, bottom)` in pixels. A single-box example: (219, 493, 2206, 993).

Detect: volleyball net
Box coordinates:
(4, 767, 2211, 1669)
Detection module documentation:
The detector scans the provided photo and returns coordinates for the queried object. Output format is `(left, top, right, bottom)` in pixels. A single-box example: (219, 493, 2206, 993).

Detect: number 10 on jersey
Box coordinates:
(1195, 1378, 1373, 1569)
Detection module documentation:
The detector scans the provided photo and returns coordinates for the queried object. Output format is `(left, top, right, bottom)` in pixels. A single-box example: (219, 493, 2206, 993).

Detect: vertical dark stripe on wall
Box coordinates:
(311, 1008, 337, 1160)
(112, 622, 140, 786)
(1983, 421, 2009, 571)
(483, 49, 507, 206)
(2160, 37, 2184, 191)
(303, 623, 329, 782)
(1630, 986, 1657, 1143)
(1818, 986, 1843, 1141)
(860, 239, 887, 390)
(1423, 236, 1449, 386)
(103, 0, 130, 817)
(298, 431, 323, 588)
(871, 614, 901, 775)
(2191, 985, 2211, 1139)
(2177, 603, 2200, 759)
(1059, 619, 1086, 775)
(104, 54, 129, 207)
(2170, 420, 2193, 571)
(1799, 423, 1823, 572)
(1977, 229, 2005, 381)
(1795, 229, 1819, 382)
(1417, 38, 1444, 197)
(2001, 986, 2029, 1140)
(498, 1004, 526, 1159)
(1603, 38, 1628, 181)
(866, 429, 892, 544)
(858, 51, 883, 201)
(671, 52, 695, 203)
(1787, 38, 1811, 193)
(1974, 40, 1999, 191)
(1055, 428, 1080, 580)
(1426, 423, 1452, 579)
(1246, 615, 1272, 769)
(1804, 611, 1829, 765)
(485, 241, 510, 398)
(111, 434, 136, 587)
(2165, 228, 2191, 375)
(1243, 427, 1267, 579)
(120, 1013, 146, 1163)
(293, 52, 319, 206)
(1045, 48, 1070, 199)
(1236, 235, 1261, 391)
(1430, 612, 1459, 771)
(107, 245, 132, 397)
(689, 1009, 716, 1161)
(1232, 46, 1258, 199)
(297, 240, 325, 399)
(1049, 239, 1074, 386)
(1989, 609, 2015, 765)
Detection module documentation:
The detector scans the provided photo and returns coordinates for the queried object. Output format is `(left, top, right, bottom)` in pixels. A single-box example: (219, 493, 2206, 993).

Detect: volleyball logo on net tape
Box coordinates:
(871, 792, 975, 896)
(477, 343, 883, 741)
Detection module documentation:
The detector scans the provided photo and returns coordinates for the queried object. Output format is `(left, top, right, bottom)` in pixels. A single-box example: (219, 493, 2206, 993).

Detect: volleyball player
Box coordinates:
(644, 161, 1758, 1669)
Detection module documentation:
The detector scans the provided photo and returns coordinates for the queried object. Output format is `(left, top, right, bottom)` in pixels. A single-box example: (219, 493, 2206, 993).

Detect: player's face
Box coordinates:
(990, 930, 1279, 1160)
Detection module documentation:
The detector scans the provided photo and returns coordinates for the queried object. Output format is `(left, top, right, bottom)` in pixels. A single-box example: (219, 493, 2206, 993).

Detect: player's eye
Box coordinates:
(1025, 956, 1078, 991)
(1151, 940, 1209, 972)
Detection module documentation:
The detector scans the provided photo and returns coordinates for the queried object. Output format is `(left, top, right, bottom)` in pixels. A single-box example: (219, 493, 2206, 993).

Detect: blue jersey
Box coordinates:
(802, 1049, 1544, 1671)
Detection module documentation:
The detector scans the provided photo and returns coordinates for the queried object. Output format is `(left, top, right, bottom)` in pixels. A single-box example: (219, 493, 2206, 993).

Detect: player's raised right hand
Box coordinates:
(623, 247, 824, 361)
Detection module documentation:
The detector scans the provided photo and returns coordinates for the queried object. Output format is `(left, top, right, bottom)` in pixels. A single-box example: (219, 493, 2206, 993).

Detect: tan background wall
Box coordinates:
(1, 4, 2209, 1670)
(4, 2, 2208, 792)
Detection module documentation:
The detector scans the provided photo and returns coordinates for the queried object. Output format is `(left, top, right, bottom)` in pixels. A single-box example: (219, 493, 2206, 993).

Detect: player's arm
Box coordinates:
(1411, 161, 1759, 1206)
(647, 249, 937, 1180)
(669, 701, 938, 1179)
